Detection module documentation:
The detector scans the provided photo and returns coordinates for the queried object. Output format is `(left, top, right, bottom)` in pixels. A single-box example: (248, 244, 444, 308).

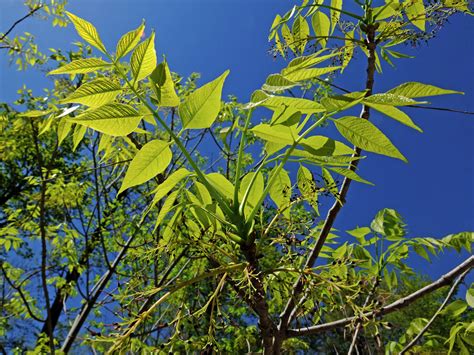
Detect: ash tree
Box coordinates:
(0, 0, 473, 354)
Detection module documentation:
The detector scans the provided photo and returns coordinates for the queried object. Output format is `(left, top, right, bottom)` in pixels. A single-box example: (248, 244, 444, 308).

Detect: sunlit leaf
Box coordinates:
(150, 61, 180, 107)
(311, 11, 330, 48)
(131, 32, 157, 83)
(333, 116, 407, 161)
(48, 58, 111, 75)
(179, 70, 229, 129)
(119, 139, 172, 194)
(66, 12, 107, 53)
(116, 21, 145, 59)
(69, 103, 142, 136)
(61, 78, 122, 107)
(387, 82, 463, 98)
(269, 167, 292, 217)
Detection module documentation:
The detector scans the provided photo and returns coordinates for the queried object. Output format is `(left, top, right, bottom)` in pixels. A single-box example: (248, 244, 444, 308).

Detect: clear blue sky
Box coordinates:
(1, 0, 473, 277)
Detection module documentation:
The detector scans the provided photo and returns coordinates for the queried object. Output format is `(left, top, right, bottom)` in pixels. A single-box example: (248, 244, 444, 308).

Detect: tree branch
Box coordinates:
(399, 267, 470, 354)
(0, 5, 43, 42)
(274, 24, 379, 351)
(286, 255, 473, 338)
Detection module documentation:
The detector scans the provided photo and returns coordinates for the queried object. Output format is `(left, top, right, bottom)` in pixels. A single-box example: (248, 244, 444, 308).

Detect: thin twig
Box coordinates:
(286, 255, 473, 337)
(0, 5, 43, 41)
(399, 268, 470, 354)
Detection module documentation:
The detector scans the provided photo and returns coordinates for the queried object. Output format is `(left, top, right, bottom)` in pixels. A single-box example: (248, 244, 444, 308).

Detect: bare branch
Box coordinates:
(286, 255, 474, 338)
(0, 5, 43, 42)
(399, 268, 470, 354)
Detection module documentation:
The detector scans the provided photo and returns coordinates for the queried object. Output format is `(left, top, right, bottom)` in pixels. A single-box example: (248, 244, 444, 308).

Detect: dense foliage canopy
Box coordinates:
(0, 0, 473, 354)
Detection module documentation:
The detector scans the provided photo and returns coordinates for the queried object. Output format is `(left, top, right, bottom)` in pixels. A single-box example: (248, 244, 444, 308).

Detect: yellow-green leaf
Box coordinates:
(61, 78, 122, 107)
(119, 139, 172, 194)
(251, 124, 298, 145)
(206, 173, 235, 201)
(262, 74, 298, 92)
(257, 93, 326, 114)
(387, 82, 463, 98)
(131, 32, 157, 83)
(116, 21, 145, 59)
(69, 103, 142, 136)
(284, 66, 341, 82)
(240, 172, 264, 208)
(404, 0, 426, 31)
(48, 58, 111, 75)
(311, 11, 330, 48)
(66, 12, 107, 53)
(150, 61, 180, 107)
(364, 93, 426, 106)
(333, 116, 407, 162)
(269, 167, 292, 217)
(179, 70, 229, 129)
(292, 15, 310, 54)
(327, 167, 374, 185)
(364, 102, 422, 132)
(300, 135, 354, 156)
(151, 168, 191, 206)
(330, 0, 343, 34)
(297, 165, 318, 213)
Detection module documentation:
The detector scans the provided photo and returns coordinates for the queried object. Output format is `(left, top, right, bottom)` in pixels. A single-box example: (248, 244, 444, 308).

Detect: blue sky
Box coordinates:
(1, 0, 473, 277)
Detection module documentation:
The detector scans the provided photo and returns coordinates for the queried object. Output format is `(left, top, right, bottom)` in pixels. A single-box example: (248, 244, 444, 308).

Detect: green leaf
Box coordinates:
(281, 23, 295, 52)
(292, 15, 310, 54)
(364, 102, 422, 132)
(256, 92, 326, 114)
(206, 173, 235, 202)
(441, 300, 468, 317)
(240, 172, 264, 208)
(150, 61, 180, 107)
(364, 93, 427, 106)
(154, 190, 180, 231)
(48, 58, 111, 75)
(347, 227, 371, 243)
(342, 30, 355, 71)
(119, 139, 172, 194)
(66, 12, 107, 53)
(333, 116, 407, 162)
(311, 11, 330, 48)
(179, 70, 229, 129)
(269, 167, 292, 217)
(60, 78, 122, 107)
(322, 168, 339, 197)
(73, 124, 87, 151)
(57, 119, 73, 146)
(466, 286, 474, 308)
(321, 91, 367, 112)
(251, 124, 298, 145)
(297, 165, 318, 213)
(300, 135, 354, 156)
(69, 103, 142, 136)
(116, 21, 145, 59)
(330, 0, 343, 34)
(151, 168, 191, 205)
(131, 32, 157, 83)
(387, 82, 464, 98)
(284, 66, 341, 82)
(282, 51, 339, 75)
(262, 74, 298, 92)
(370, 208, 406, 239)
(327, 167, 374, 185)
(404, 0, 426, 31)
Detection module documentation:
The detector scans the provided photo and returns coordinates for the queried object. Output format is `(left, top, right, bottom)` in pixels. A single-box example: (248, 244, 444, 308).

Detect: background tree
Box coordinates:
(0, 0, 473, 354)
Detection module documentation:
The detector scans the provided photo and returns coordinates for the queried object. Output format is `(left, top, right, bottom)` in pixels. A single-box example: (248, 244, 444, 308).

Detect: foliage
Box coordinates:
(0, 0, 473, 354)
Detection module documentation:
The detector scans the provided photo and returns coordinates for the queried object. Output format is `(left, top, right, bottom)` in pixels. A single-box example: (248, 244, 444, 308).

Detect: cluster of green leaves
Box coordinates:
(1, 0, 473, 354)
